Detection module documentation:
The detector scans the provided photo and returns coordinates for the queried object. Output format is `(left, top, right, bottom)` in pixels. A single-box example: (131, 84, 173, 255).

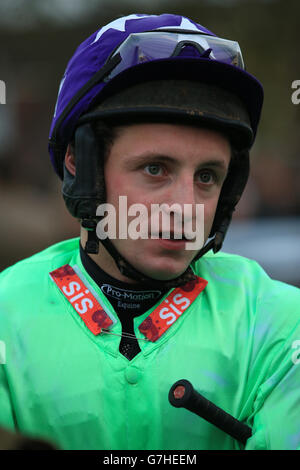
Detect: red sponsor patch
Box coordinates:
(138, 276, 207, 342)
(49, 264, 113, 335)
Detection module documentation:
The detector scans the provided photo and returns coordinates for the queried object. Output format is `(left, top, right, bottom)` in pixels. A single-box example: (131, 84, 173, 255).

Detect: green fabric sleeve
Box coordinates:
(0, 365, 15, 431)
(245, 288, 300, 450)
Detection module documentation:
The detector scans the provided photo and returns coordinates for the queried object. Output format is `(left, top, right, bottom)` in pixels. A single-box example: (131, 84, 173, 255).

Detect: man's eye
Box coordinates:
(198, 170, 214, 184)
(144, 164, 163, 176)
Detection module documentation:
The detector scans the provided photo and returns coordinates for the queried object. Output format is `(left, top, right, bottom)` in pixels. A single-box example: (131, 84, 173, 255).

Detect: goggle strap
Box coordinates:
(50, 53, 121, 147)
(172, 40, 207, 57)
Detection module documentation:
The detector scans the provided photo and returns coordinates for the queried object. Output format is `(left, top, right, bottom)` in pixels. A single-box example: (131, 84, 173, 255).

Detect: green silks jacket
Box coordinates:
(0, 238, 300, 450)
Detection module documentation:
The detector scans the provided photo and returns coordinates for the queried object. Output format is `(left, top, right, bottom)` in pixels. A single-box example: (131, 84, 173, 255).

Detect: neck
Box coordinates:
(80, 228, 138, 284)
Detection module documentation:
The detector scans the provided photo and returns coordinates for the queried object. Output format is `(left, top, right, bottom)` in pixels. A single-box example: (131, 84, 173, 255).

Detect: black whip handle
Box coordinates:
(169, 379, 252, 445)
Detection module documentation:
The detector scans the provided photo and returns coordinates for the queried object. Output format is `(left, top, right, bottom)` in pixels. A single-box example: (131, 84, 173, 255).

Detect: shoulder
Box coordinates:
(194, 249, 299, 292)
(0, 237, 80, 294)
(0, 238, 81, 365)
(193, 250, 274, 298)
(193, 250, 300, 332)
(195, 249, 269, 278)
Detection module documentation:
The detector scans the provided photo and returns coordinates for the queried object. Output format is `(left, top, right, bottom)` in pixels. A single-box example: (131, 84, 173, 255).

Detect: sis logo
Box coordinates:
(49, 265, 114, 334)
(61, 280, 93, 315)
(139, 277, 208, 342)
(159, 293, 191, 326)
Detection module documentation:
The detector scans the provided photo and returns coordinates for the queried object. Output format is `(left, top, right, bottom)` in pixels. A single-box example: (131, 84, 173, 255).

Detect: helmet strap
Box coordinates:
(193, 210, 233, 261)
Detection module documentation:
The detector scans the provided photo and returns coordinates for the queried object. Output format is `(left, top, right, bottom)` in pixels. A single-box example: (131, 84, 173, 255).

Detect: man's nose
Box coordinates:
(165, 173, 197, 208)
(160, 174, 198, 233)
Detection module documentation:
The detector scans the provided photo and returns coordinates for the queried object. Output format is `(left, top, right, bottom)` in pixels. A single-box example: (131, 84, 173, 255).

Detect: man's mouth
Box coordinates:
(158, 232, 186, 240)
(160, 232, 197, 241)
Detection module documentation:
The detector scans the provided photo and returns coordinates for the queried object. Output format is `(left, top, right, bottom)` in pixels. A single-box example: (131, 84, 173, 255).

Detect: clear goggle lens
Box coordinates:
(104, 31, 245, 82)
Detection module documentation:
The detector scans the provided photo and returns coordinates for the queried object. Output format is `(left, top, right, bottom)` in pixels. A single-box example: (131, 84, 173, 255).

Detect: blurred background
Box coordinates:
(0, 0, 300, 286)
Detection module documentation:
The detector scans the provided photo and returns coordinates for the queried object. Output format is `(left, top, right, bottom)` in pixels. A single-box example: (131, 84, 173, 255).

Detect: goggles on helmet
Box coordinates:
(103, 30, 245, 83)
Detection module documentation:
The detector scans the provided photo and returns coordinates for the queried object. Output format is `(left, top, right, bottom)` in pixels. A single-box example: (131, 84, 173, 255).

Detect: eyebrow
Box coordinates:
(124, 152, 229, 172)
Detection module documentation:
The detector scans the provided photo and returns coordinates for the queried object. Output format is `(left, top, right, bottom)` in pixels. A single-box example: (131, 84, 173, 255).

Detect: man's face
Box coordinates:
(102, 123, 231, 281)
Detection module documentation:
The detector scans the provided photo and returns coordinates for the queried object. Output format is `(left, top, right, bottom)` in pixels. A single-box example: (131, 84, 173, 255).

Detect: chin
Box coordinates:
(139, 261, 191, 281)
(116, 244, 196, 281)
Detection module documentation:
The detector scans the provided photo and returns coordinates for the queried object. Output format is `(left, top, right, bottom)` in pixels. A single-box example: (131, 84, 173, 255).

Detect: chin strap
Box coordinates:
(193, 210, 234, 260)
(81, 219, 100, 254)
(81, 213, 232, 289)
(81, 205, 234, 289)
(81, 205, 234, 288)
(82, 220, 198, 289)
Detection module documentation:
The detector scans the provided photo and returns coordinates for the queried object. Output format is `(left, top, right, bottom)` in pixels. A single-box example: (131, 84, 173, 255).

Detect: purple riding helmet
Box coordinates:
(48, 13, 264, 287)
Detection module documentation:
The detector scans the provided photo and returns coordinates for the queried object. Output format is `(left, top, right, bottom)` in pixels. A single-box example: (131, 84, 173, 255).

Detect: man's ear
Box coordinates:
(64, 143, 76, 176)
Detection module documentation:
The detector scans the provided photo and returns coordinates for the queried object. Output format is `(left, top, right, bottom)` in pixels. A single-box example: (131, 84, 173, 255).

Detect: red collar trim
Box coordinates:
(138, 276, 208, 342)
